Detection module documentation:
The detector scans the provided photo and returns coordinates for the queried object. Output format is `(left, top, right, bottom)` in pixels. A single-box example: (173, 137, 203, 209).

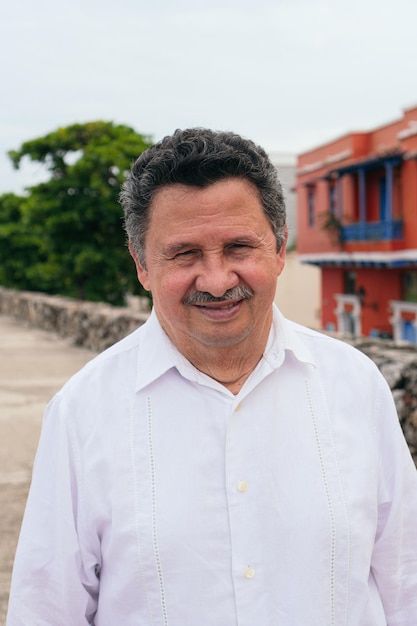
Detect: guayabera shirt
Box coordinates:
(7, 306, 417, 625)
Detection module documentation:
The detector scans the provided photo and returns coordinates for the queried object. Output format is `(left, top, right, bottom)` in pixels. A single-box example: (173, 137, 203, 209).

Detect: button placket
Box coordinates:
(225, 396, 261, 621)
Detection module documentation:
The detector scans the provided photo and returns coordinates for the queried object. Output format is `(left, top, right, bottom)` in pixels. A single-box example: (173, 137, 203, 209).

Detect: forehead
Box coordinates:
(148, 178, 268, 229)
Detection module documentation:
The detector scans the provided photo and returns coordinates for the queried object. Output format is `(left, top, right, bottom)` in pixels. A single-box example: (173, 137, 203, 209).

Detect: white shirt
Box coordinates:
(7, 306, 417, 626)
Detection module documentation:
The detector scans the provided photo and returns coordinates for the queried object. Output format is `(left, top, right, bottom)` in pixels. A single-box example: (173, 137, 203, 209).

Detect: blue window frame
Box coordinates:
(403, 320, 417, 344)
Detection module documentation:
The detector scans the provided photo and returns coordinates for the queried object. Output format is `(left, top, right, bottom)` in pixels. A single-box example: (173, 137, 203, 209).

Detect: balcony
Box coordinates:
(341, 220, 403, 242)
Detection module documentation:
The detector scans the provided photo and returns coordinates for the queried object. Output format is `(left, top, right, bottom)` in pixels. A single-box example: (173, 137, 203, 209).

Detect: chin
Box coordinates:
(195, 328, 253, 349)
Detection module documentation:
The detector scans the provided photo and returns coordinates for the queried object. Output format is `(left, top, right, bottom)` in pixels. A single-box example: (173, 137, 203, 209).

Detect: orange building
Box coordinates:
(296, 104, 417, 342)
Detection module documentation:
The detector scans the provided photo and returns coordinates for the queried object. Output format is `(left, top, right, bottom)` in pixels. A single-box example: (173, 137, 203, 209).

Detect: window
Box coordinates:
(402, 271, 417, 302)
(329, 183, 336, 215)
(308, 187, 315, 227)
(344, 271, 357, 295)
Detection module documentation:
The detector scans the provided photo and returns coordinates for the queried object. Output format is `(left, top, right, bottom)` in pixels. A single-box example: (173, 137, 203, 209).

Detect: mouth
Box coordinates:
(195, 299, 241, 309)
(192, 299, 244, 320)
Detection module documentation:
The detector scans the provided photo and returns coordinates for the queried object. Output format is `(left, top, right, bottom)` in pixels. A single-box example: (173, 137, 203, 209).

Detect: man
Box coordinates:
(7, 129, 417, 625)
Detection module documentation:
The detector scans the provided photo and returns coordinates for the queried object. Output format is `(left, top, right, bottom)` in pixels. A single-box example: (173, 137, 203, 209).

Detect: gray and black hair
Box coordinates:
(120, 128, 286, 267)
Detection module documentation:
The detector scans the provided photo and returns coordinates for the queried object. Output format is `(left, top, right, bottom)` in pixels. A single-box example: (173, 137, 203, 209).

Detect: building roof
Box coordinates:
(299, 249, 417, 267)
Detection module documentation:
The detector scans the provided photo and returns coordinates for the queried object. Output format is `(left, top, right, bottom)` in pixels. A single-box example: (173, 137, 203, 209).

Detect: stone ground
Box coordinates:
(0, 315, 96, 625)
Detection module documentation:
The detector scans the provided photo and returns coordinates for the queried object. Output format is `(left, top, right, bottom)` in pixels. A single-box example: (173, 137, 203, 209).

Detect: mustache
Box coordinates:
(183, 284, 254, 305)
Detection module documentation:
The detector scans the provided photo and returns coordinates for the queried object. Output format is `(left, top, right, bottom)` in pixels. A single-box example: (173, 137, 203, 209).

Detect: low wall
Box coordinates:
(344, 336, 417, 464)
(0, 287, 149, 352)
(1, 287, 416, 464)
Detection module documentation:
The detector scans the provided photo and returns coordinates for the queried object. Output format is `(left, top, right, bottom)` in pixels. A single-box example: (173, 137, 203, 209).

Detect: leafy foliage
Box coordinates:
(3, 121, 152, 304)
(0, 193, 40, 289)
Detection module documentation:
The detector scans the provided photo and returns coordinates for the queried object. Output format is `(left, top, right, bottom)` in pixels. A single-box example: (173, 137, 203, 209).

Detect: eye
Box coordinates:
(177, 249, 197, 257)
(173, 249, 200, 261)
(227, 242, 251, 253)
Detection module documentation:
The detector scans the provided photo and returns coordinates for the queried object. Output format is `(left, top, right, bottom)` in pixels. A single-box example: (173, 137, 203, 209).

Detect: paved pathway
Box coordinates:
(0, 315, 96, 624)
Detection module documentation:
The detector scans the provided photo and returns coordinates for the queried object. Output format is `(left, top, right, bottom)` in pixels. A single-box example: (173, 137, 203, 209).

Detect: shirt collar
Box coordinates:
(264, 304, 317, 369)
(135, 309, 186, 391)
(135, 304, 316, 392)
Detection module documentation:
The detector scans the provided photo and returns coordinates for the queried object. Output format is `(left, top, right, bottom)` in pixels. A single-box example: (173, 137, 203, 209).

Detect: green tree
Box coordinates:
(0, 193, 42, 289)
(8, 121, 152, 305)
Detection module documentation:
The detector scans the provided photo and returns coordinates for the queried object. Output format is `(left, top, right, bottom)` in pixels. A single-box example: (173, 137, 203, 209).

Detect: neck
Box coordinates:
(181, 335, 268, 395)
(155, 309, 273, 395)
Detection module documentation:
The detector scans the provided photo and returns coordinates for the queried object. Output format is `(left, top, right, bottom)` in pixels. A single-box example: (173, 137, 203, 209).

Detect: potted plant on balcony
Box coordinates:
(320, 211, 343, 245)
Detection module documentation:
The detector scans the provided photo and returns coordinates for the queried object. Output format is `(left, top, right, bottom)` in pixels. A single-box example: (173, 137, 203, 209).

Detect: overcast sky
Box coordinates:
(1, 0, 417, 194)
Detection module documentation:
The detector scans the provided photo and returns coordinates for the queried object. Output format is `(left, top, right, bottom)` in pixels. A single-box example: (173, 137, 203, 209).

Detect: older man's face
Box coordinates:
(130, 178, 286, 362)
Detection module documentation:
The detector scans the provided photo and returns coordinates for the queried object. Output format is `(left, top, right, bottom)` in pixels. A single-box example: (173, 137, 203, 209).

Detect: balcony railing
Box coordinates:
(341, 220, 403, 242)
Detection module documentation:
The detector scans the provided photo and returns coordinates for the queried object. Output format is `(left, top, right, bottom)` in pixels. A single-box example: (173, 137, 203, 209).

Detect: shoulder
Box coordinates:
(287, 319, 381, 377)
(40, 321, 154, 442)
(57, 320, 150, 398)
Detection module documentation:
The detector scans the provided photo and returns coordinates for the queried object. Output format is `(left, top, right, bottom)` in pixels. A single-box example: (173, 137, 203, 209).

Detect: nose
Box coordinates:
(194, 253, 239, 297)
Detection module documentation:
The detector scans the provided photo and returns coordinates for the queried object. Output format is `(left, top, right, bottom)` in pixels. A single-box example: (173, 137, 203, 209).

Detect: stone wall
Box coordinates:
(345, 336, 417, 464)
(1, 287, 416, 464)
(0, 287, 149, 352)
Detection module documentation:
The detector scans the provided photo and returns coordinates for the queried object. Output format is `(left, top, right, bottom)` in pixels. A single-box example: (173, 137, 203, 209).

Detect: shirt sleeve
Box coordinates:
(6, 394, 100, 626)
(371, 374, 417, 625)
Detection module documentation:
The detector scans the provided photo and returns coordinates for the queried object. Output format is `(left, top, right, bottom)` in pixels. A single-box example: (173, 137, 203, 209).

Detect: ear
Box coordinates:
(128, 241, 151, 292)
(276, 228, 287, 276)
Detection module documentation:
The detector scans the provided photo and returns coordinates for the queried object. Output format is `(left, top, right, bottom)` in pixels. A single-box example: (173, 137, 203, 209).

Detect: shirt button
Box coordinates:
(235, 403, 242, 412)
(244, 566, 256, 579)
(237, 480, 248, 492)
